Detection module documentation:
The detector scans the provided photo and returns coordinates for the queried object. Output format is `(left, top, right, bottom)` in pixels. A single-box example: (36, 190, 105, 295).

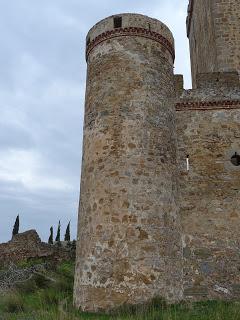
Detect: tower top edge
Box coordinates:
(86, 13, 174, 46)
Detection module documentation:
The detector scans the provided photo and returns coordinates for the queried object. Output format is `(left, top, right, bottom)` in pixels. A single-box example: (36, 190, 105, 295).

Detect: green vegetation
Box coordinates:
(55, 220, 61, 242)
(16, 257, 46, 269)
(1, 262, 240, 319)
(12, 214, 19, 237)
(65, 221, 71, 242)
(48, 226, 53, 244)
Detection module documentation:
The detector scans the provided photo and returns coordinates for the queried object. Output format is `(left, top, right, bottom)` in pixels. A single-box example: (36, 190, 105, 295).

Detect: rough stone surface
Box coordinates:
(75, 7, 240, 313)
(74, 13, 183, 312)
(177, 73, 240, 301)
(0, 230, 74, 266)
(0, 263, 46, 293)
(187, 0, 240, 88)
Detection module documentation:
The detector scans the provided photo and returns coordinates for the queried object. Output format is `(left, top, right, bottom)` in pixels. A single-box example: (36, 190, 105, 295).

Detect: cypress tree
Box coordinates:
(55, 220, 61, 242)
(12, 215, 20, 237)
(48, 226, 53, 244)
(64, 222, 71, 242)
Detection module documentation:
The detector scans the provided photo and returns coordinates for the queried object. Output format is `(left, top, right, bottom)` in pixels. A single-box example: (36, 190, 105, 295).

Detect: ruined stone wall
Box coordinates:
(176, 73, 240, 300)
(0, 264, 46, 293)
(74, 13, 183, 312)
(187, 0, 240, 88)
(0, 230, 73, 266)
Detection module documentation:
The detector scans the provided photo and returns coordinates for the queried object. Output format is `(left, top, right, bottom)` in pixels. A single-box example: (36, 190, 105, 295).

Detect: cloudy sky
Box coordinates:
(0, 0, 191, 242)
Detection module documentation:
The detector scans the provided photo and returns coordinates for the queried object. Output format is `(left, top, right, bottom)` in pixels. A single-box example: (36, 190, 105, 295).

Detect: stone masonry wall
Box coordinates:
(74, 13, 183, 312)
(0, 230, 73, 266)
(213, 0, 240, 75)
(187, 0, 240, 88)
(176, 73, 240, 300)
(75, 5, 240, 312)
(187, 0, 217, 88)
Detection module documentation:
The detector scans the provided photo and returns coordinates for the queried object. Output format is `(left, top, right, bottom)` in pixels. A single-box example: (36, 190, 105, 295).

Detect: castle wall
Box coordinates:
(187, 0, 217, 88)
(213, 0, 240, 75)
(187, 0, 240, 88)
(75, 2, 240, 309)
(74, 14, 183, 312)
(176, 74, 240, 299)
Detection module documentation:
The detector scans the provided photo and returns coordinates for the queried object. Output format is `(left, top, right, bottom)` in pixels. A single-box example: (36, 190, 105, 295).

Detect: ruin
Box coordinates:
(0, 230, 74, 266)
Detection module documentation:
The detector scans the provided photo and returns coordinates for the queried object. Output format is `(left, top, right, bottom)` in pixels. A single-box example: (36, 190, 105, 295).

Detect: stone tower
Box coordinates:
(187, 0, 240, 88)
(74, 13, 183, 312)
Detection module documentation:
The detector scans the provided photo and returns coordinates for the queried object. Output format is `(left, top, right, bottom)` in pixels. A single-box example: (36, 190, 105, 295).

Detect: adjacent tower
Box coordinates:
(74, 13, 182, 312)
(187, 0, 240, 88)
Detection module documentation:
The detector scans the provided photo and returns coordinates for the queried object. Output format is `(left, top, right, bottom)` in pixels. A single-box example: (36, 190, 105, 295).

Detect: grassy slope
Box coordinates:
(0, 261, 240, 319)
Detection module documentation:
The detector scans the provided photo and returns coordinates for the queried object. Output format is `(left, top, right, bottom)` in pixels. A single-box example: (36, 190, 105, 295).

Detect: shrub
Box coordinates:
(17, 257, 45, 269)
(0, 292, 24, 313)
(56, 262, 74, 280)
(51, 273, 73, 293)
(33, 273, 51, 289)
(15, 278, 37, 294)
(39, 287, 61, 306)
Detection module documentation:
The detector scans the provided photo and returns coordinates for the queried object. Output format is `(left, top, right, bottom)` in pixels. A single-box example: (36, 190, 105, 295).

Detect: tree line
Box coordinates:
(12, 215, 72, 243)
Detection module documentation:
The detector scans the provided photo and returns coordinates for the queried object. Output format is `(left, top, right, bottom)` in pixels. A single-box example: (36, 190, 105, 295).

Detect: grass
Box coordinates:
(111, 300, 240, 319)
(0, 261, 240, 319)
(16, 257, 46, 269)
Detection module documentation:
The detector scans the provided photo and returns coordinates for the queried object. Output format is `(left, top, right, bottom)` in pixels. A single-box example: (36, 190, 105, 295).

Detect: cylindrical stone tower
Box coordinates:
(74, 13, 182, 312)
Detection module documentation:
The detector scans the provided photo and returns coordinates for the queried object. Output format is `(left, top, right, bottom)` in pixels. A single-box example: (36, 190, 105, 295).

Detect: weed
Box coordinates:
(33, 273, 51, 289)
(0, 291, 25, 313)
(2, 261, 240, 320)
(15, 277, 38, 294)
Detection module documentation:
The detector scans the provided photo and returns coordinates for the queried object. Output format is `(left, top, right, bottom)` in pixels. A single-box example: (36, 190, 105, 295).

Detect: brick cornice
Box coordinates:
(86, 27, 175, 62)
(176, 100, 240, 111)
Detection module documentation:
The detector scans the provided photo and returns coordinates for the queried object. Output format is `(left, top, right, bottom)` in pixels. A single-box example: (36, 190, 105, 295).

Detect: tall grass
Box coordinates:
(111, 299, 240, 320)
(0, 261, 240, 319)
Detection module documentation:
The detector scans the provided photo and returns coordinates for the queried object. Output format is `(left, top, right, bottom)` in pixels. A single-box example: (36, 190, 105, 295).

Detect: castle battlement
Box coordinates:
(85, 14, 175, 63)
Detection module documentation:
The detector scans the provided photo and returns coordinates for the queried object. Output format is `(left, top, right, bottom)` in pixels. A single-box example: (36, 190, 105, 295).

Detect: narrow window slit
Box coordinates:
(186, 155, 190, 171)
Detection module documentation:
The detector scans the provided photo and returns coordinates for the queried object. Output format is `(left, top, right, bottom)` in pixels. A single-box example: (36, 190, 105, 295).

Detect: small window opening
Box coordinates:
(186, 155, 190, 171)
(114, 16, 122, 29)
(231, 152, 240, 166)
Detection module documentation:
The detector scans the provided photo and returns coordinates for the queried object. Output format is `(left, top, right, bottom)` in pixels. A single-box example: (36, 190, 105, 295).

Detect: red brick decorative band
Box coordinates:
(86, 27, 175, 62)
(186, 0, 194, 37)
(176, 100, 240, 111)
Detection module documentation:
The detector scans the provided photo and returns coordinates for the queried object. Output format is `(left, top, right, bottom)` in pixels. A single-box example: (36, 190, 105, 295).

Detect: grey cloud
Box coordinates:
(0, 179, 77, 242)
(0, 124, 33, 149)
(0, 0, 190, 242)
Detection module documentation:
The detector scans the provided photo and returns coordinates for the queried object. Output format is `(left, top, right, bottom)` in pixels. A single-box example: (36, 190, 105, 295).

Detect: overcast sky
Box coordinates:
(0, 0, 191, 242)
